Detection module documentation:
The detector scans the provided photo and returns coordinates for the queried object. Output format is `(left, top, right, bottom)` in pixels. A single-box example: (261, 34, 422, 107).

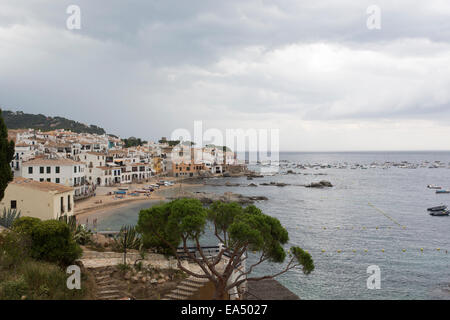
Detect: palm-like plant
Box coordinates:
(59, 215, 93, 245)
(0, 207, 21, 228)
(113, 225, 141, 264)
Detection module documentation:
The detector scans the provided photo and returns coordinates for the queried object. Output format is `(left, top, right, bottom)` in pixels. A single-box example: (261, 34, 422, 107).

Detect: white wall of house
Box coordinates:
(0, 179, 74, 220)
(21, 161, 87, 196)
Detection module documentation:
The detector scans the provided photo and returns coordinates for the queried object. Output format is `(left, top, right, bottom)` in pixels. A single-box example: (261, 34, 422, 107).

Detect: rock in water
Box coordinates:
(305, 180, 333, 188)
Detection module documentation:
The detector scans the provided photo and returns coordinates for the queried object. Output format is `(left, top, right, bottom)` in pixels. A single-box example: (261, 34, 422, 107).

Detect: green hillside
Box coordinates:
(2, 110, 106, 135)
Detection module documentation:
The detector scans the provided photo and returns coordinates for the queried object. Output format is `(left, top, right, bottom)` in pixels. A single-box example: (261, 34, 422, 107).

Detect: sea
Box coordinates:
(95, 151, 450, 300)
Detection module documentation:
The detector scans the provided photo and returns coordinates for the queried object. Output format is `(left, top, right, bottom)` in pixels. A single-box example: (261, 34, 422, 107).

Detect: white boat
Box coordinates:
(427, 185, 442, 189)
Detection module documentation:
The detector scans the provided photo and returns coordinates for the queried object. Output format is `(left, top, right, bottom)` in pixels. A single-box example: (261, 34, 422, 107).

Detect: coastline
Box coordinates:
(74, 181, 204, 220)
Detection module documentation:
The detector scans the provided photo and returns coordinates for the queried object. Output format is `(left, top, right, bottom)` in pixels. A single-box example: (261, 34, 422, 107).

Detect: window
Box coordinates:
(46, 166, 51, 174)
(68, 195, 71, 211)
(28, 167, 33, 174)
(61, 197, 64, 213)
(40, 167, 44, 174)
(10, 200, 17, 209)
(56, 178, 60, 183)
(74, 166, 77, 173)
(56, 166, 60, 173)
(47, 178, 51, 182)
(40, 178, 44, 182)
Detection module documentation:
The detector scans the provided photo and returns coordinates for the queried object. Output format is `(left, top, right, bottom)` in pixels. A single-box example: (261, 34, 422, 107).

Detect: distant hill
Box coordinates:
(1, 110, 106, 135)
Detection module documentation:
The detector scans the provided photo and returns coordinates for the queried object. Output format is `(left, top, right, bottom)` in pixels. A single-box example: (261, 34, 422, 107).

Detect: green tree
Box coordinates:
(137, 199, 314, 300)
(0, 109, 15, 202)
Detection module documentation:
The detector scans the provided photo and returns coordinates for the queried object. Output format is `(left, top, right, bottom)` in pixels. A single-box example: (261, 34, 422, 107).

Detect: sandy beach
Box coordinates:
(75, 180, 203, 220)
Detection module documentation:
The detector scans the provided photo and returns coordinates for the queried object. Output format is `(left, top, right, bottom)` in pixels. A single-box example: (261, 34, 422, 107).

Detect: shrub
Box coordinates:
(12, 217, 82, 266)
(117, 263, 131, 272)
(12, 216, 41, 235)
(30, 220, 82, 266)
(0, 231, 31, 269)
(0, 276, 28, 300)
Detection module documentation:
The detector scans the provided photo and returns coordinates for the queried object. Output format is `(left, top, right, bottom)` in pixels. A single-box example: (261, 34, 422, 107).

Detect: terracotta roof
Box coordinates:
(11, 177, 74, 194)
(22, 158, 81, 166)
(96, 166, 114, 171)
(15, 142, 30, 147)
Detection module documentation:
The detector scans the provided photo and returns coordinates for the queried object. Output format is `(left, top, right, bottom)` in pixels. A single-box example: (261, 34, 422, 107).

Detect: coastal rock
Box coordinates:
(305, 180, 333, 188)
(260, 182, 290, 187)
(247, 196, 268, 201)
(246, 173, 264, 178)
(225, 181, 240, 187)
(168, 190, 268, 204)
(248, 183, 258, 187)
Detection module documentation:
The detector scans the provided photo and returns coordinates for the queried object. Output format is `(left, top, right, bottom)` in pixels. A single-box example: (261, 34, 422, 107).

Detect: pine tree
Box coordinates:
(0, 109, 15, 201)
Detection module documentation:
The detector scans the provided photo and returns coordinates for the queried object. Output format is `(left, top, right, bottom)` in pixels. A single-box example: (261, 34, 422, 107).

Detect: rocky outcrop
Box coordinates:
(169, 191, 267, 204)
(260, 182, 290, 187)
(305, 180, 333, 188)
(225, 181, 240, 187)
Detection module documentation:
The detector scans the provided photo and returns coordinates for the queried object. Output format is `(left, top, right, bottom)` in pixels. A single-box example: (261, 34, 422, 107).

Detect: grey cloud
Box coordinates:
(1, 0, 450, 150)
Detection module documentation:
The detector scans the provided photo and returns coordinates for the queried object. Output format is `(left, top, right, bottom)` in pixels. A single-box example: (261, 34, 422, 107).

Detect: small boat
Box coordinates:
(427, 185, 442, 189)
(429, 210, 450, 216)
(135, 189, 149, 193)
(436, 190, 450, 194)
(427, 205, 447, 211)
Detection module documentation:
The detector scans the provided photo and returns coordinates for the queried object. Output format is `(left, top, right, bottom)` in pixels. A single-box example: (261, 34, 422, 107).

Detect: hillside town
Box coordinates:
(1, 128, 246, 220)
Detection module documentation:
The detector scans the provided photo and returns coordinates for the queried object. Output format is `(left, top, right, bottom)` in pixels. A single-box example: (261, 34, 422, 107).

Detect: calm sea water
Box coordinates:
(97, 152, 450, 300)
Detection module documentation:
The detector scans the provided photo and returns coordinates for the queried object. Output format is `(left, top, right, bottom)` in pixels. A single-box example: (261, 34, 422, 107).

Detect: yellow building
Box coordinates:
(0, 177, 74, 220)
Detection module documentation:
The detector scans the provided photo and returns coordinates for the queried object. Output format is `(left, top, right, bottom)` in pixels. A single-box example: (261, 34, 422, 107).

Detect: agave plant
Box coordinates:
(0, 208, 21, 229)
(59, 215, 93, 245)
(113, 225, 142, 264)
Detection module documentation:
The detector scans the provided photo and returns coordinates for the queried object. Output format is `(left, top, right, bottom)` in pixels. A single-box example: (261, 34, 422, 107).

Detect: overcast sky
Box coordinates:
(1, 1, 450, 151)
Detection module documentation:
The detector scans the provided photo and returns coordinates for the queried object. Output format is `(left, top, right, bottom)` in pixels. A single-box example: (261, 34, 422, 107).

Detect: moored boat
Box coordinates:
(436, 190, 450, 194)
(427, 185, 442, 189)
(429, 210, 450, 216)
(427, 205, 447, 211)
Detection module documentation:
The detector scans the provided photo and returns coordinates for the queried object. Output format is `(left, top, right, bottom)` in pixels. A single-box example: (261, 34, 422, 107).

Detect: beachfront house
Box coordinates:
(0, 177, 74, 220)
(21, 158, 88, 197)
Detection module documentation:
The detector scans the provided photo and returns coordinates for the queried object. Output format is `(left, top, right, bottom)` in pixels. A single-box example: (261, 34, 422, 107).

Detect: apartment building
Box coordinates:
(21, 158, 87, 196)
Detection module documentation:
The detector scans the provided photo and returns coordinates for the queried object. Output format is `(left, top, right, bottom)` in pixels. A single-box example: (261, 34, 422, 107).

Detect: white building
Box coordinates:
(10, 142, 35, 176)
(21, 158, 87, 196)
(80, 152, 107, 185)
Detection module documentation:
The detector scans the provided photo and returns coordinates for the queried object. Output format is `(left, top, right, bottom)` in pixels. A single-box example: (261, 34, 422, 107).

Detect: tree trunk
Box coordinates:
(213, 280, 228, 300)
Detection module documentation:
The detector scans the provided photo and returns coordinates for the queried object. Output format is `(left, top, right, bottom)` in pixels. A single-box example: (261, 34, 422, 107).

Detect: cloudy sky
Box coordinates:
(1, 0, 450, 151)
